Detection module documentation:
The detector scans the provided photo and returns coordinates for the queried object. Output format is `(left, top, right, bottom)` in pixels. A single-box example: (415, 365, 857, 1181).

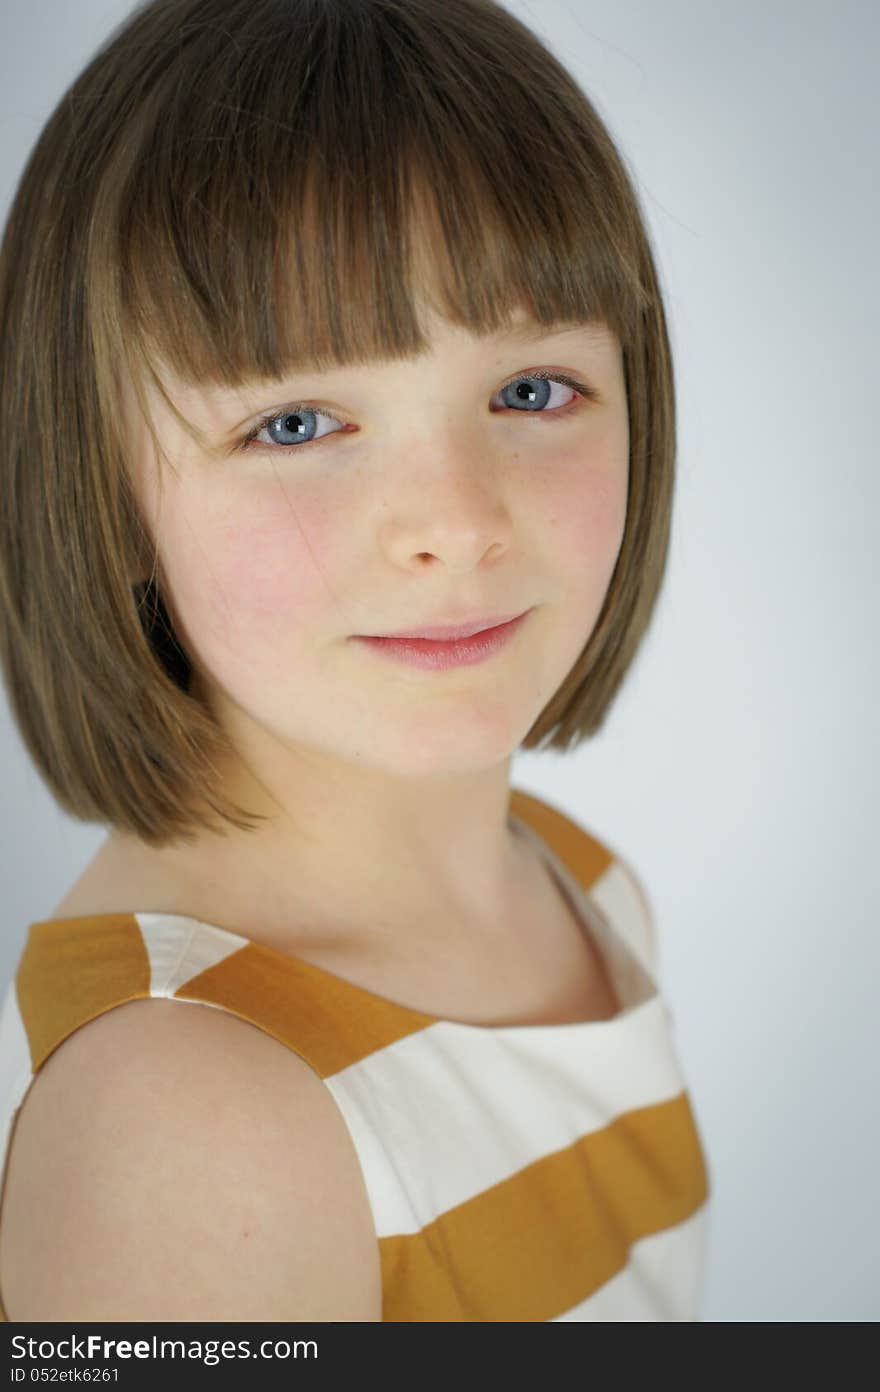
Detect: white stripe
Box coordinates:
(324, 993, 684, 1236)
(136, 914, 250, 997)
(551, 1206, 710, 1320)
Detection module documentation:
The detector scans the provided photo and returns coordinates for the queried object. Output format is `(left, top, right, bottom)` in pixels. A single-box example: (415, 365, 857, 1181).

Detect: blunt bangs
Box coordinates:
(111, 0, 649, 403)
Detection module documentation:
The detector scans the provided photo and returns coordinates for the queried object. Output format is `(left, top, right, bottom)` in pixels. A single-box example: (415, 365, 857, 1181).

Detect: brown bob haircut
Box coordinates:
(0, 0, 676, 849)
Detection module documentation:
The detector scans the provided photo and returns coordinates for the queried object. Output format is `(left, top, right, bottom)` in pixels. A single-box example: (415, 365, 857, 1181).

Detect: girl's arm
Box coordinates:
(0, 996, 381, 1321)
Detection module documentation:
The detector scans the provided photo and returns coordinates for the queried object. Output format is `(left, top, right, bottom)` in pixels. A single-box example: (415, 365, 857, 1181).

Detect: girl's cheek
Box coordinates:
(156, 483, 339, 661)
(574, 472, 627, 556)
(531, 445, 629, 581)
(208, 491, 340, 629)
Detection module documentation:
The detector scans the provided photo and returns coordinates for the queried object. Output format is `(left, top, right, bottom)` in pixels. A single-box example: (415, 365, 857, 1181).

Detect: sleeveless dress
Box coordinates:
(0, 788, 711, 1320)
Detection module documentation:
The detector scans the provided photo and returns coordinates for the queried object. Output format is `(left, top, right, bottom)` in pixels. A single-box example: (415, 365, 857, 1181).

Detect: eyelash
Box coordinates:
(239, 370, 599, 455)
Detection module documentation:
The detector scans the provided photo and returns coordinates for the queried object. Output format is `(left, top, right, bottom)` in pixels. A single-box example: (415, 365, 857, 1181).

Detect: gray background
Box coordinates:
(1, 0, 877, 1321)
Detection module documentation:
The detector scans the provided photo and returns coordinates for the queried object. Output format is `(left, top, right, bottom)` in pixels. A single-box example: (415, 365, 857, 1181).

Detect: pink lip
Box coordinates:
(364, 611, 529, 641)
(351, 610, 531, 671)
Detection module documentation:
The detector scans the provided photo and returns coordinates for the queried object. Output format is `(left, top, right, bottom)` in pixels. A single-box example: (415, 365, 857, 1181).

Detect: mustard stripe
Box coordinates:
(172, 940, 437, 1075)
(378, 1091, 710, 1321)
(509, 788, 615, 890)
(15, 916, 151, 1073)
(322, 997, 682, 1234)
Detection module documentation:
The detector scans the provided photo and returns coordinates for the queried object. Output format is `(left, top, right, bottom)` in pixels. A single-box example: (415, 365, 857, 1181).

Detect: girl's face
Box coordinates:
(125, 308, 629, 790)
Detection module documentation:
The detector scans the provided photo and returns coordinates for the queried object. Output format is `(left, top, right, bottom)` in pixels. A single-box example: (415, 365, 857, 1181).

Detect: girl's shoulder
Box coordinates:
(0, 991, 381, 1320)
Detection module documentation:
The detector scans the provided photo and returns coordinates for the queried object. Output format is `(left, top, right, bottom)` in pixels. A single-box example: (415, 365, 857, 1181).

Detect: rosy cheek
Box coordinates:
(534, 454, 628, 573)
(574, 473, 627, 551)
(159, 486, 338, 661)
(213, 497, 337, 628)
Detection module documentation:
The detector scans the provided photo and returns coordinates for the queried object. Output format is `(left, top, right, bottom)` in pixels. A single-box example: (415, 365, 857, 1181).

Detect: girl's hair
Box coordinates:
(0, 0, 676, 849)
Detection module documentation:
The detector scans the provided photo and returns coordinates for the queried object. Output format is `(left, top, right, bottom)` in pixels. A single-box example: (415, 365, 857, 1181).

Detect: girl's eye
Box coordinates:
(243, 405, 345, 452)
(240, 370, 598, 454)
(494, 370, 598, 415)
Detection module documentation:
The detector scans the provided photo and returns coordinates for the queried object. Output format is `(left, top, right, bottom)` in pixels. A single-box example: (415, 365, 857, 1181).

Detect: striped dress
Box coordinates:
(0, 788, 711, 1320)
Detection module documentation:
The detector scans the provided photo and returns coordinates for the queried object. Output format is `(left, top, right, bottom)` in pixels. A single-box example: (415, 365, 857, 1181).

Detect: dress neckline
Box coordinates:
(34, 814, 658, 1036)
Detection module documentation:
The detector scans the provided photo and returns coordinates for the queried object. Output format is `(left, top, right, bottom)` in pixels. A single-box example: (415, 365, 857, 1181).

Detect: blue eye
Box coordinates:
(498, 371, 594, 413)
(245, 406, 344, 451)
(240, 370, 597, 455)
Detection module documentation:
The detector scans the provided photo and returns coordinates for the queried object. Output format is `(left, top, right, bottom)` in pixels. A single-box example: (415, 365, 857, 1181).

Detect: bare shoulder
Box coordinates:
(0, 997, 382, 1321)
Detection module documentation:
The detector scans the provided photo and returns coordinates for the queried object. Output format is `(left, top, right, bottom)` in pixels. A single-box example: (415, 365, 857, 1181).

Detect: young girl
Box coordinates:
(0, 0, 710, 1321)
